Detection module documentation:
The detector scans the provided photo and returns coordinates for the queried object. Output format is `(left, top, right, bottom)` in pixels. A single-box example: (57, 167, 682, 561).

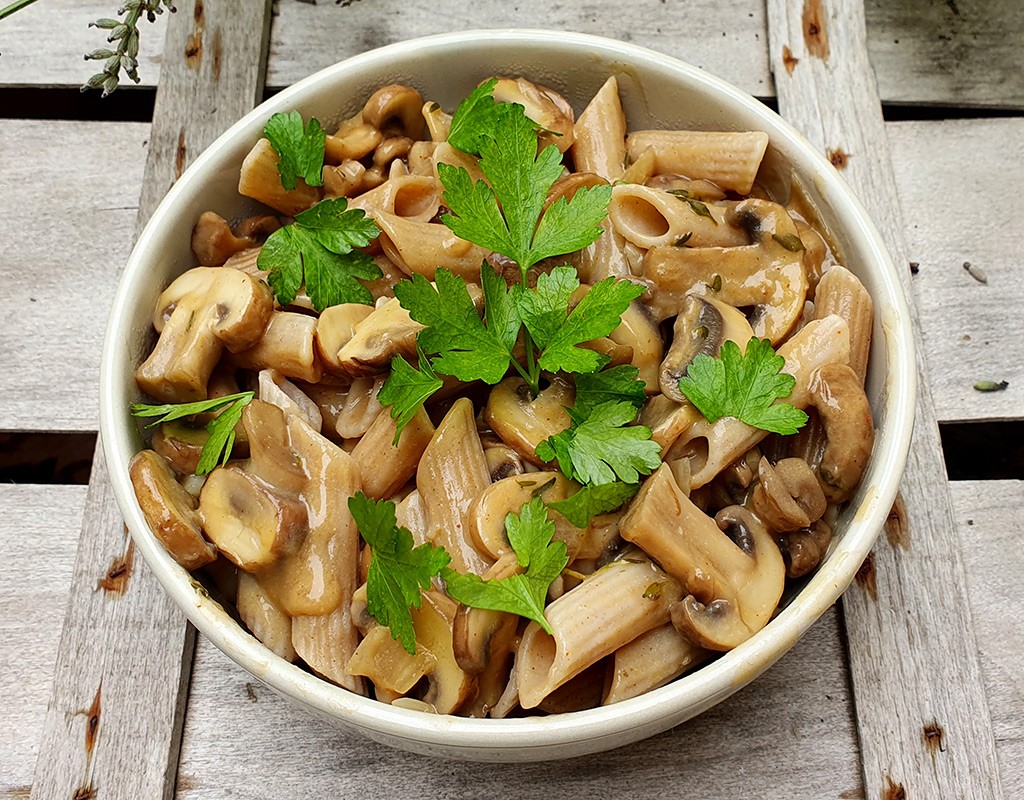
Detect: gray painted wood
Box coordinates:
(175, 609, 862, 798)
(766, 2, 1004, 798)
(2, 0, 1023, 108)
(1, 115, 1022, 433)
(0, 485, 85, 800)
(29, 3, 274, 800)
(888, 118, 1024, 423)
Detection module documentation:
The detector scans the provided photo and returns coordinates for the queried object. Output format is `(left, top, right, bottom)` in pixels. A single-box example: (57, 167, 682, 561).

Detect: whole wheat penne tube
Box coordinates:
(239, 138, 321, 216)
(608, 184, 746, 250)
(231, 311, 322, 384)
(374, 212, 486, 281)
(237, 572, 297, 662)
(418, 398, 494, 576)
(813, 265, 873, 386)
(572, 76, 627, 182)
(516, 555, 682, 709)
(348, 173, 440, 224)
(351, 407, 435, 499)
(625, 130, 769, 194)
(665, 315, 851, 487)
(257, 368, 323, 432)
(603, 623, 708, 705)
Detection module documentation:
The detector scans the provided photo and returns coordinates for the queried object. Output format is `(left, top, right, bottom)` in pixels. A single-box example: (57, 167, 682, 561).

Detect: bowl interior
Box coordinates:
(100, 29, 915, 761)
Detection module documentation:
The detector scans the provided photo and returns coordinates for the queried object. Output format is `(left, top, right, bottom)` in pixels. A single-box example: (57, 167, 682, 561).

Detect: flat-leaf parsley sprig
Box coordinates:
(130, 391, 254, 476)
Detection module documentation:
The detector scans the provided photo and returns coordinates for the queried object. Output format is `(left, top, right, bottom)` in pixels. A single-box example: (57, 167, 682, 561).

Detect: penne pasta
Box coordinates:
(350, 407, 435, 499)
(572, 76, 627, 182)
(375, 212, 487, 280)
(516, 554, 682, 709)
(349, 173, 440, 224)
(231, 311, 322, 384)
(257, 368, 323, 432)
(237, 572, 297, 662)
(608, 183, 746, 250)
(625, 130, 769, 194)
(238, 138, 320, 215)
(603, 623, 707, 705)
(812, 265, 873, 386)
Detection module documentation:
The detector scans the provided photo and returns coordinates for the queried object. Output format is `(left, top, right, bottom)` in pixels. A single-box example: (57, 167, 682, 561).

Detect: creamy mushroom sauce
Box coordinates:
(128, 77, 875, 716)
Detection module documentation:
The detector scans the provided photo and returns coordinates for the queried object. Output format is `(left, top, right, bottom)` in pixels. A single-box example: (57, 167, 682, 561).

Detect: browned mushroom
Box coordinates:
(361, 84, 426, 139)
(620, 465, 785, 651)
(334, 297, 423, 378)
(491, 77, 575, 153)
(129, 449, 217, 570)
(609, 300, 663, 393)
(808, 363, 875, 501)
(467, 472, 574, 560)
(315, 303, 375, 376)
(231, 311, 322, 384)
(190, 211, 256, 266)
(777, 519, 833, 578)
(484, 377, 574, 466)
(749, 456, 826, 533)
(151, 419, 212, 476)
(659, 295, 754, 402)
(410, 590, 474, 714)
(136, 266, 274, 403)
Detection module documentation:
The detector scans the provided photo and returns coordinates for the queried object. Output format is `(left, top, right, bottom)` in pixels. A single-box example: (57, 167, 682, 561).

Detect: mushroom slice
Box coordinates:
(467, 472, 574, 561)
(607, 300, 663, 393)
(238, 138, 321, 215)
(482, 441, 525, 482)
(151, 420, 209, 476)
(335, 297, 423, 377)
(483, 377, 574, 466)
(411, 591, 475, 715)
(659, 296, 754, 402)
(241, 399, 307, 497)
(620, 465, 785, 651)
(641, 198, 809, 343)
(232, 311, 322, 384)
(136, 266, 274, 403)
(346, 624, 437, 695)
(199, 466, 307, 572)
(129, 450, 216, 570)
(491, 77, 576, 153)
(452, 551, 519, 674)
(749, 456, 826, 533)
(808, 363, 875, 502)
(777, 519, 833, 578)
(191, 211, 256, 266)
(257, 368, 323, 431)
(315, 303, 374, 376)
(361, 84, 426, 139)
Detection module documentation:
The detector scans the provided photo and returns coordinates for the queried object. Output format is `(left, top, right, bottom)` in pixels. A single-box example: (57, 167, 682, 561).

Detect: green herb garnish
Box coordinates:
(548, 481, 640, 528)
(263, 110, 326, 190)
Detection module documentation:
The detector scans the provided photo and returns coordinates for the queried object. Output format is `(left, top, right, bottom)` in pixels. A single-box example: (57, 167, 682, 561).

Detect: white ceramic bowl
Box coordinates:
(100, 29, 916, 761)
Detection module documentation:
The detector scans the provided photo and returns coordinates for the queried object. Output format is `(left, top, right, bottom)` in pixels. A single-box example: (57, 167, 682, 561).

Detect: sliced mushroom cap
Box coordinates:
(659, 295, 754, 402)
(609, 300, 663, 393)
(241, 399, 308, 496)
(620, 465, 785, 651)
(361, 84, 426, 139)
(484, 376, 575, 466)
(749, 456, 827, 533)
(468, 472, 574, 560)
(411, 591, 474, 714)
(641, 198, 809, 343)
(231, 311, 322, 384)
(335, 297, 423, 377)
(325, 112, 383, 163)
(129, 450, 217, 570)
(491, 77, 576, 153)
(191, 211, 256, 266)
(482, 440, 526, 482)
(809, 362, 875, 501)
(315, 303, 375, 376)
(452, 551, 519, 674)
(136, 266, 274, 403)
(151, 419, 210, 476)
(198, 466, 308, 572)
(777, 519, 833, 578)
(346, 623, 437, 695)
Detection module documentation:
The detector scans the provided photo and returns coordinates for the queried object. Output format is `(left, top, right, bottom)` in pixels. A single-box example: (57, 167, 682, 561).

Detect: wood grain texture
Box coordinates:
(29, 3, 273, 799)
(175, 610, 862, 798)
(765, 2, 1004, 798)
(2, 0, 1024, 108)
(0, 485, 85, 800)
(889, 118, 1024, 423)
(2, 116, 1022, 434)
(0, 120, 148, 433)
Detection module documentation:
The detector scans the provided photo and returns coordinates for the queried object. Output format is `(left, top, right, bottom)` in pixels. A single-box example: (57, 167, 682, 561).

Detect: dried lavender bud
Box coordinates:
(85, 48, 116, 61)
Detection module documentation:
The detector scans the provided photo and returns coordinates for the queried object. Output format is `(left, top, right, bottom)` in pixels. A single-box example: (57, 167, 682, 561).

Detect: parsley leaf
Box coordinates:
(677, 336, 809, 435)
(573, 365, 648, 418)
(548, 481, 640, 528)
(130, 391, 254, 476)
(393, 266, 513, 384)
(264, 110, 326, 191)
(536, 277, 645, 374)
(443, 497, 567, 633)
(378, 352, 443, 444)
(349, 492, 451, 655)
(440, 82, 610, 274)
(514, 266, 579, 350)
(536, 400, 662, 485)
(257, 198, 381, 312)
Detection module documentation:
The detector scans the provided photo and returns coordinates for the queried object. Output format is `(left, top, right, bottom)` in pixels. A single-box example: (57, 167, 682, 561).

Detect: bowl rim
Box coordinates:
(100, 27, 917, 755)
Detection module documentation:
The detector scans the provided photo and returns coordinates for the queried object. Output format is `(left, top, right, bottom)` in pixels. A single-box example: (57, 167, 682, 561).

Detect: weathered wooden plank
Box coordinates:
(0, 120, 148, 433)
(951, 481, 1024, 797)
(889, 118, 1024, 423)
(175, 610, 862, 798)
(0, 485, 85, 799)
(1, 114, 1022, 434)
(29, 3, 274, 799)
(2, 0, 1023, 108)
(765, 2, 1004, 798)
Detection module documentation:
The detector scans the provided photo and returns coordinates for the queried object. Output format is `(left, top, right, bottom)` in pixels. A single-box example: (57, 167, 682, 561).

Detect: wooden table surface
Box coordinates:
(1, 2, 1022, 798)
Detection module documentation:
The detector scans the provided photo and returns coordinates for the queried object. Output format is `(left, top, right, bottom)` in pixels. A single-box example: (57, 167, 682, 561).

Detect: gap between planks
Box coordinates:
(27, 3, 274, 800)
(765, 1, 1004, 798)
